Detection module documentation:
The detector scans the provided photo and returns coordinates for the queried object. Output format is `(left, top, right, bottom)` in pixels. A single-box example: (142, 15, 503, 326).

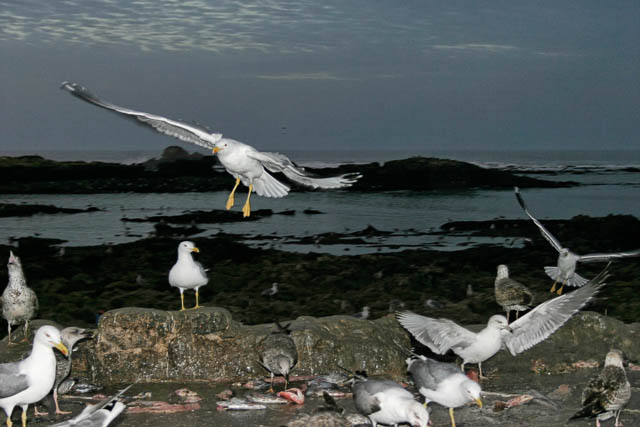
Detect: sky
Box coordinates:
(1, 0, 639, 154)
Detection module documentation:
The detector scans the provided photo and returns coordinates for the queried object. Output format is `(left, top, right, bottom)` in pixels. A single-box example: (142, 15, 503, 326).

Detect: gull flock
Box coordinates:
(0, 85, 637, 427)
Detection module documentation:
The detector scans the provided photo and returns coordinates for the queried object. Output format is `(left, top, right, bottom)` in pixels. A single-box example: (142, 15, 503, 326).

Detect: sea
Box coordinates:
(1, 149, 639, 255)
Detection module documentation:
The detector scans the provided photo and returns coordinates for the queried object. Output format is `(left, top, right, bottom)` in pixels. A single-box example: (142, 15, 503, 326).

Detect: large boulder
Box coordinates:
(72, 307, 409, 385)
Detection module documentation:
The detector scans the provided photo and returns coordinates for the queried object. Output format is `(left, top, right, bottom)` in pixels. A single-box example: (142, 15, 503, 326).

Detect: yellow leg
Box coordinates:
(180, 292, 186, 311)
(242, 184, 253, 218)
(7, 414, 12, 427)
(226, 178, 240, 210)
(449, 407, 456, 427)
(550, 279, 558, 293)
(556, 281, 566, 295)
(21, 409, 26, 427)
(193, 290, 203, 309)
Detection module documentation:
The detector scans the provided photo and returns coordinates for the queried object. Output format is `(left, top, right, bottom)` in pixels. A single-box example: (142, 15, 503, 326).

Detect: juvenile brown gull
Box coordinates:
(570, 349, 630, 427)
(259, 322, 298, 393)
(168, 241, 209, 311)
(60, 82, 360, 217)
(0, 325, 68, 427)
(2, 252, 38, 345)
(515, 187, 640, 294)
(494, 264, 534, 322)
(397, 266, 608, 378)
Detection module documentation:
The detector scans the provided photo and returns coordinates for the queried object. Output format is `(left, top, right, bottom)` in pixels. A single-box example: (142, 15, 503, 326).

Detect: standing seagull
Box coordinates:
(259, 321, 298, 393)
(168, 241, 209, 311)
(494, 264, 534, 322)
(2, 252, 38, 345)
(0, 325, 68, 427)
(515, 187, 640, 294)
(407, 355, 482, 427)
(60, 82, 360, 217)
(353, 379, 430, 427)
(397, 266, 608, 378)
(570, 349, 631, 427)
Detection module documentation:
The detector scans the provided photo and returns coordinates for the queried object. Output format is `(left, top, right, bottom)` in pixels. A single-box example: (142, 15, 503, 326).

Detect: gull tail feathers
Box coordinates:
(543, 266, 562, 282)
(544, 267, 589, 288)
(253, 170, 290, 198)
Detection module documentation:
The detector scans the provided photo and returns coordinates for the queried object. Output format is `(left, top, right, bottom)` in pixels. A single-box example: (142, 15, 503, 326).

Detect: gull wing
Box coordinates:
(504, 265, 609, 356)
(514, 187, 563, 253)
(578, 249, 640, 263)
(246, 150, 361, 189)
(0, 362, 29, 398)
(50, 384, 134, 427)
(396, 311, 476, 355)
(60, 82, 222, 150)
(409, 357, 460, 391)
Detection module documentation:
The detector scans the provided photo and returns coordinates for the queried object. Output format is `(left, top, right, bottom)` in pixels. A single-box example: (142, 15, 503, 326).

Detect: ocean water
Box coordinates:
(1, 149, 639, 254)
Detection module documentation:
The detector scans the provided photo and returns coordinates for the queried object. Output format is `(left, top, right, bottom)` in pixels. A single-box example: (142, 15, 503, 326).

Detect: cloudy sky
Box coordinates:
(1, 0, 638, 154)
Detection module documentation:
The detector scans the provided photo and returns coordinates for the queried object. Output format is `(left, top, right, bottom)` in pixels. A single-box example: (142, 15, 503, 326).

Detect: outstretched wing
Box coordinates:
(514, 187, 563, 253)
(60, 82, 222, 150)
(579, 249, 640, 263)
(396, 311, 476, 355)
(246, 150, 361, 189)
(504, 265, 608, 355)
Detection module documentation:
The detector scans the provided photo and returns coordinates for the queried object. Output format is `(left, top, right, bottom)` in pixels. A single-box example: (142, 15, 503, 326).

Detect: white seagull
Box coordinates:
(60, 82, 360, 217)
(397, 266, 608, 379)
(168, 241, 209, 311)
(353, 379, 429, 427)
(0, 325, 68, 427)
(515, 187, 640, 294)
(49, 384, 133, 427)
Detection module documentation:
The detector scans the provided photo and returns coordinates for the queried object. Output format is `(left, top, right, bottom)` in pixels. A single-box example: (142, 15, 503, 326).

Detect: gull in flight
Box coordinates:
(397, 266, 608, 379)
(61, 82, 361, 217)
(515, 187, 640, 294)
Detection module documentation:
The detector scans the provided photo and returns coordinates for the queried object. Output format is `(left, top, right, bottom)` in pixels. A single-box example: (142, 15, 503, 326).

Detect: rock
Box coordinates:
(72, 307, 409, 385)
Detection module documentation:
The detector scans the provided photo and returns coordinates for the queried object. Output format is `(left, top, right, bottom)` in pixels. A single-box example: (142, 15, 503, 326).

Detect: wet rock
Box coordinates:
(72, 308, 409, 385)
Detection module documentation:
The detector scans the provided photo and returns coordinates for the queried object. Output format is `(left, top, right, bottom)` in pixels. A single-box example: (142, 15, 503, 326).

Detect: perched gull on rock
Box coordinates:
(0, 325, 68, 427)
(397, 266, 608, 378)
(515, 187, 640, 294)
(259, 321, 298, 393)
(570, 349, 631, 427)
(260, 283, 278, 297)
(168, 241, 209, 311)
(2, 252, 38, 345)
(49, 384, 133, 427)
(60, 82, 360, 217)
(494, 264, 534, 322)
(353, 379, 429, 427)
(407, 355, 482, 427)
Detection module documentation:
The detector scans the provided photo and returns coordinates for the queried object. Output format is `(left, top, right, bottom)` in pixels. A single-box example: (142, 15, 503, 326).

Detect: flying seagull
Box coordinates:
(60, 82, 360, 217)
(397, 266, 608, 378)
(570, 349, 630, 427)
(494, 264, 534, 322)
(168, 241, 209, 311)
(0, 325, 68, 427)
(515, 187, 640, 294)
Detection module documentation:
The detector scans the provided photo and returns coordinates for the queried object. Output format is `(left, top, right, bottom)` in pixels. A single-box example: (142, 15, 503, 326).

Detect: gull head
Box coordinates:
(178, 241, 199, 254)
(560, 248, 570, 257)
(61, 326, 94, 350)
(496, 264, 509, 280)
(7, 250, 22, 272)
(212, 139, 235, 154)
(405, 400, 430, 427)
(464, 380, 483, 408)
(275, 355, 292, 376)
(604, 349, 625, 368)
(488, 315, 512, 332)
(36, 325, 69, 356)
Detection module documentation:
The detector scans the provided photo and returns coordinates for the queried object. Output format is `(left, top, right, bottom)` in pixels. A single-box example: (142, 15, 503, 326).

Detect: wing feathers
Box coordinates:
(514, 187, 563, 253)
(396, 311, 476, 355)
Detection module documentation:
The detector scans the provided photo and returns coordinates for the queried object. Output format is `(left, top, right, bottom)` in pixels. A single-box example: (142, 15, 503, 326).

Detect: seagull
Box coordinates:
(353, 379, 429, 427)
(49, 383, 133, 427)
(515, 187, 640, 294)
(570, 349, 631, 427)
(352, 306, 370, 319)
(397, 266, 608, 379)
(260, 282, 278, 297)
(2, 251, 38, 345)
(259, 322, 298, 393)
(0, 325, 69, 427)
(168, 241, 209, 311)
(494, 264, 534, 322)
(407, 355, 482, 427)
(60, 82, 360, 217)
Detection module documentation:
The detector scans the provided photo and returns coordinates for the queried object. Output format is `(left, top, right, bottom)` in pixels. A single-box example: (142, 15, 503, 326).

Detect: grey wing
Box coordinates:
(61, 82, 222, 150)
(410, 358, 459, 390)
(0, 363, 29, 398)
(578, 249, 640, 263)
(504, 266, 608, 355)
(247, 150, 360, 189)
(396, 311, 476, 354)
(514, 187, 563, 253)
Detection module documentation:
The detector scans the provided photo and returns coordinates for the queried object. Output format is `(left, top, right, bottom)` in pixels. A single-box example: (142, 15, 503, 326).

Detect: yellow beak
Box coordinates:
(475, 398, 483, 408)
(55, 342, 69, 357)
(213, 147, 221, 153)
(192, 247, 200, 253)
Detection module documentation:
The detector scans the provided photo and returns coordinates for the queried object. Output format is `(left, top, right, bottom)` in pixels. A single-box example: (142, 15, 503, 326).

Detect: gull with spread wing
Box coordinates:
(61, 82, 360, 217)
(397, 266, 608, 379)
(515, 187, 640, 294)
